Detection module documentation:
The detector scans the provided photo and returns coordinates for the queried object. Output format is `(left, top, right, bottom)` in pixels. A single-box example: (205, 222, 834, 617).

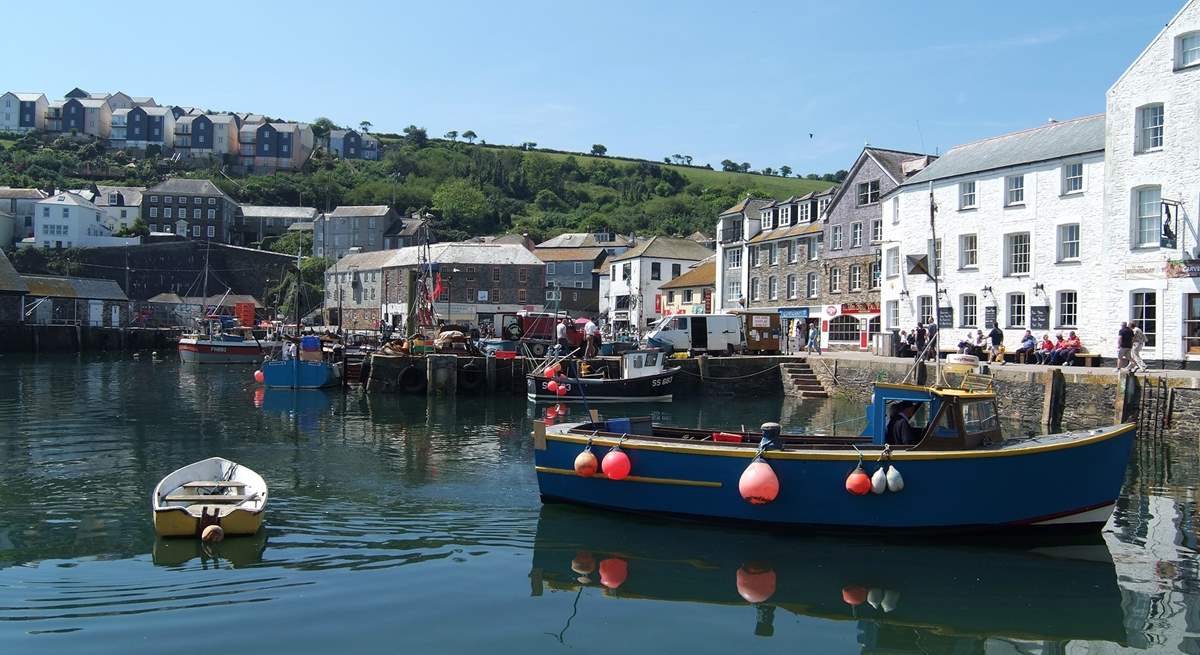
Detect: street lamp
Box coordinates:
(446, 267, 461, 324)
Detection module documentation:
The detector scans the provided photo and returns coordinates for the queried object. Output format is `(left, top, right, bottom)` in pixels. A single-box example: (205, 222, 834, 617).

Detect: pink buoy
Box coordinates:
(574, 449, 598, 477)
(253, 388, 265, 408)
(555, 384, 569, 397)
(547, 380, 559, 394)
(599, 557, 628, 589)
(253, 369, 265, 384)
(842, 585, 869, 606)
(739, 458, 780, 505)
(602, 448, 631, 480)
(736, 565, 777, 603)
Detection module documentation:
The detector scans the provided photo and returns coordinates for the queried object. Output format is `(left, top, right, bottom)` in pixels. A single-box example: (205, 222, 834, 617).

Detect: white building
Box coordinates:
(0, 92, 47, 133)
(881, 116, 1106, 352)
(606, 236, 714, 332)
(28, 193, 139, 249)
(1103, 0, 1200, 364)
(714, 198, 771, 312)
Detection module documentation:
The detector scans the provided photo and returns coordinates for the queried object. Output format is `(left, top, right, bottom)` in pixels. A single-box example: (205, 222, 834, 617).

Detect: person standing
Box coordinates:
(914, 323, 927, 360)
(925, 321, 939, 360)
(583, 317, 599, 359)
(1130, 325, 1147, 372)
(556, 317, 570, 356)
(1117, 321, 1134, 371)
(806, 322, 821, 355)
(987, 323, 1004, 362)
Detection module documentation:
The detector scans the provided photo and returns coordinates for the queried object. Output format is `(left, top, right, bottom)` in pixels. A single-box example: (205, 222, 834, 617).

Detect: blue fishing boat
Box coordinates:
(260, 357, 341, 389)
(532, 380, 1136, 533)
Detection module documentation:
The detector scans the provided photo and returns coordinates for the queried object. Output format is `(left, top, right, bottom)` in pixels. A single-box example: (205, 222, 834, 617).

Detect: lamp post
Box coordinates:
(445, 267, 461, 324)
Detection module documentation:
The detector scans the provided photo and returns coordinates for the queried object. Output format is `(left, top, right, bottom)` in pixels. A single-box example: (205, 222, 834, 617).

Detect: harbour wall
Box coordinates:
(0, 325, 180, 353)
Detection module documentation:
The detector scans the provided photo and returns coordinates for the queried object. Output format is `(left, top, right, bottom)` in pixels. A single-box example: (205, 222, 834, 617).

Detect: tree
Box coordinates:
(762, 167, 775, 176)
(432, 179, 490, 234)
(590, 144, 607, 156)
(359, 120, 372, 134)
(115, 218, 149, 238)
(779, 165, 792, 178)
(683, 155, 693, 166)
(403, 125, 428, 148)
(266, 230, 313, 257)
(739, 162, 751, 173)
(806, 173, 821, 180)
(664, 157, 673, 164)
(834, 169, 849, 183)
(444, 130, 458, 142)
(720, 159, 739, 172)
(521, 141, 538, 151)
(462, 130, 477, 144)
(312, 117, 337, 141)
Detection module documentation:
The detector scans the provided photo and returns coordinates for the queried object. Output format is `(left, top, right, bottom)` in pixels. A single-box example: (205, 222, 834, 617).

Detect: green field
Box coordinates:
(0, 137, 18, 150)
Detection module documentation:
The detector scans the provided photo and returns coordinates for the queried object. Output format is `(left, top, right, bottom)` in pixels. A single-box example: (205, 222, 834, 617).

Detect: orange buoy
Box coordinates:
(842, 584, 868, 606)
(571, 550, 596, 575)
(845, 465, 871, 496)
(736, 565, 777, 603)
(555, 383, 569, 396)
(547, 380, 559, 394)
(739, 458, 780, 505)
(253, 369, 265, 384)
(201, 525, 224, 543)
(599, 557, 628, 589)
(253, 387, 265, 408)
(574, 448, 599, 477)
(602, 448, 631, 480)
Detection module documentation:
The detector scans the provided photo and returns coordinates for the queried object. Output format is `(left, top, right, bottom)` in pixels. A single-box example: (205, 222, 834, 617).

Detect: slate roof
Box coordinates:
(38, 191, 99, 211)
(148, 293, 262, 307)
(12, 92, 45, 102)
(239, 205, 320, 220)
(0, 188, 48, 200)
(534, 247, 607, 262)
(899, 115, 1105, 189)
(287, 222, 314, 232)
(865, 148, 933, 184)
(146, 178, 235, 203)
(141, 106, 172, 116)
(659, 259, 716, 290)
(0, 250, 28, 294)
(536, 232, 633, 248)
(332, 242, 544, 270)
(747, 222, 823, 244)
(74, 98, 108, 109)
(94, 186, 144, 206)
(608, 236, 714, 262)
(23, 275, 127, 301)
(326, 205, 392, 218)
(719, 197, 771, 216)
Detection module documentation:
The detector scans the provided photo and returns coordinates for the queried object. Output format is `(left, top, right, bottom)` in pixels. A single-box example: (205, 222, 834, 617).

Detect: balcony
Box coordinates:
(720, 227, 742, 244)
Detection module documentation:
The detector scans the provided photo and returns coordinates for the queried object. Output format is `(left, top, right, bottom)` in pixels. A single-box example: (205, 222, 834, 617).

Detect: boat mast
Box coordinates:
(928, 182, 946, 387)
(201, 242, 210, 335)
(294, 241, 302, 337)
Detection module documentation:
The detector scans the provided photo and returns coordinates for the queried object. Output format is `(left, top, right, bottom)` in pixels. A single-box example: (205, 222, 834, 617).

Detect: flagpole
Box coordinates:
(929, 181, 945, 387)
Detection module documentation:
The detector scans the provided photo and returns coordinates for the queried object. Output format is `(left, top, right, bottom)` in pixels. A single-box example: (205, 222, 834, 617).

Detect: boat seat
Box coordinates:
(181, 481, 246, 488)
(164, 493, 251, 503)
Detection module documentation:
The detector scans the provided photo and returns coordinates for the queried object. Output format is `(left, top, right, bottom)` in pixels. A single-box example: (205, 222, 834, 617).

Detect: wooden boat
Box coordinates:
(530, 506, 1128, 645)
(527, 350, 679, 403)
(152, 457, 268, 538)
(532, 378, 1136, 534)
(179, 328, 277, 364)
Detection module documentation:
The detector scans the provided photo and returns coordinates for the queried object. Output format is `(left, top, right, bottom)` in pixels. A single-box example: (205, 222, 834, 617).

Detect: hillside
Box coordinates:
(0, 130, 837, 244)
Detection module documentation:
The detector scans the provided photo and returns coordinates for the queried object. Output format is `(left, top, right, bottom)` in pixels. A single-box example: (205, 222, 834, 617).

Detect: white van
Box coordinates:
(645, 314, 745, 355)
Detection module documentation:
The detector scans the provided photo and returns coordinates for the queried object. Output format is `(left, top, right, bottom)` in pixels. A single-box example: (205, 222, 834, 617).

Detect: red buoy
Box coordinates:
(599, 558, 628, 589)
(555, 403, 568, 416)
(739, 458, 780, 505)
(842, 585, 869, 606)
(602, 448, 632, 480)
(253, 369, 265, 384)
(574, 449, 598, 477)
(253, 387, 265, 408)
(736, 565, 777, 603)
(845, 465, 871, 496)
(547, 380, 559, 394)
(555, 383, 569, 397)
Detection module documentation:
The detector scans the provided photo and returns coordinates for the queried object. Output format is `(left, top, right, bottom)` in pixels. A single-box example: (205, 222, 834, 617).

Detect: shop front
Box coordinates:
(822, 302, 881, 351)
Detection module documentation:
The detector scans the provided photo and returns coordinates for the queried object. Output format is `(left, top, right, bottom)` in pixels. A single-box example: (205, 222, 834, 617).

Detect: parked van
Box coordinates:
(645, 314, 745, 355)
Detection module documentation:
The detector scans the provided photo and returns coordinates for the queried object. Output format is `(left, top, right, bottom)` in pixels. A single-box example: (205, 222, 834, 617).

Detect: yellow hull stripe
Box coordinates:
(153, 508, 265, 537)
(535, 465, 722, 488)
(543, 423, 1135, 462)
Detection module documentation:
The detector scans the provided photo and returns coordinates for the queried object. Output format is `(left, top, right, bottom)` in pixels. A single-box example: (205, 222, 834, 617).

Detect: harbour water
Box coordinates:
(0, 354, 1197, 654)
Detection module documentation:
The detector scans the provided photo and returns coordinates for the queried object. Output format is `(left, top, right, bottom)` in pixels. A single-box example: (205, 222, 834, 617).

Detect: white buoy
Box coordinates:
(881, 589, 901, 613)
(867, 587, 884, 610)
(870, 467, 887, 494)
(886, 466, 904, 492)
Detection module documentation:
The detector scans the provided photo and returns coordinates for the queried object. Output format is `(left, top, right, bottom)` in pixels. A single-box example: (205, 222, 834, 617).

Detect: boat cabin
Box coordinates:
(860, 382, 1002, 450)
(620, 350, 666, 380)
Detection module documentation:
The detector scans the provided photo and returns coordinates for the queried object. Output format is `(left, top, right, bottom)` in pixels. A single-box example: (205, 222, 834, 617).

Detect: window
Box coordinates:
(611, 265, 616, 280)
(959, 181, 977, 209)
(547, 262, 556, 275)
(779, 205, 791, 226)
(62, 208, 68, 218)
(519, 268, 528, 283)
(574, 262, 584, 275)
(819, 197, 830, 216)
(207, 225, 215, 238)
(192, 209, 200, 219)
(1057, 224, 1080, 261)
(1005, 232, 1030, 276)
(1132, 291, 1157, 347)
(727, 279, 741, 301)
(181, 196, 189, 204)
(164, 195, 173, 204)
(726, 248, 741, 269)
(622, 263, 631, 280)
(761, 209, 774, 229)
(871, 219, 882, 243)
(891, 197, 900, 224)
(918, 296, 933, 324)
(492, 267, 501, 282)
(208, 198, 215, 205)
(1058, 291, 1078, 328)
(829, 267, 841, 293)
(850, 222, 863, 248)
(149, 195, 158, 203)
(368, 217, 377, 229)
(788, 240, 798, 263)
(192, 225, 201, 237)
(1005, 175, 1025, 206)
(831, 225, 843, 250)
(857, 179, 880, 205)
(961, 294, 977, 328)
(849, 265, 862, 291)
(768, 243, 778, 266)
(886, 247, 899, 278)
(672, 263, 681, 278)
(164, 207, 172, 219)
(829, 315, 860, 342)
(1007, 293, 1026, 328)
(651, 262, 661, 280)
(750, 277, 760, 301)
(869, 262, 881, 289)
(806, 273, 818, 298)
(574, 281, 583, 288)
(1134, 186, 1162, 248)
(751, 246, 761, 267)
(799, 203, 811, 222)
(518, 289, 527, 303)
(768, 276, 778, 300)
(1180, 32, 1200, 67)
(959, 234, 977, 269)
(886, 301, 899, 329)
(490, 288, 499, 302)
(148, 224, 156, 232)
(808, 237, 819, 261)
(667, 290, 676, 304)
(177, 225, 187, 236)
(931, 238, 943, 277)
(685, 290, 694, 303)
(149, 207, 158, 218)
(1138, 104, 1164, 151)
(207, 209, 215, 220)
(787, 274, 797, 299)
(1062, 162, 1083, 194)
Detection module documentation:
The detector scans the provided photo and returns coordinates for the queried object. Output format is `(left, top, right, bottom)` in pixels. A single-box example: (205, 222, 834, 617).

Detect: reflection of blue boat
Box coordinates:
(533, 381, 1136, 533)
(530, 506, 1128, 644)
(259, 388, 334, 414)
(261, 359, 342, 389)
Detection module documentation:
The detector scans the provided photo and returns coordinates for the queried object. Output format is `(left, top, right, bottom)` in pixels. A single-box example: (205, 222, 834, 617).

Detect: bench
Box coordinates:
(181, 481, 245, 489)
(938, 348, 1100, 367)
(164, 493, 251, 503)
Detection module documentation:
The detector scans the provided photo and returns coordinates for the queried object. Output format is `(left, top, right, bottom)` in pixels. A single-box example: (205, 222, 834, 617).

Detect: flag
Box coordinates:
(431, 273, 444, 301)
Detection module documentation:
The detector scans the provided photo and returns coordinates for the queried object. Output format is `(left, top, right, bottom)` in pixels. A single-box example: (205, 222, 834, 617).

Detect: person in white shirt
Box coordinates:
(556, 318, 569, 355)
(583, 318, 599, 358)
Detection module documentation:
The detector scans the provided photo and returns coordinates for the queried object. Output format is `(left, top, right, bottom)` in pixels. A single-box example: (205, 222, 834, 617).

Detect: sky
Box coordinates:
(3, 0, 1184, 174)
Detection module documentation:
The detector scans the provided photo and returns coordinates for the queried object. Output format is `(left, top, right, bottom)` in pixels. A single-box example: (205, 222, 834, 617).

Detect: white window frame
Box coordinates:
(959, 181, 976, 209)
(1005, 175, 1025, 206)
(750, 277, 761, 301)
(870, 219, 882, 243)
(886, 247, 899, 278)
(1179, 32, 1200, 68)
(857, 179, 880, 206)
(727, 279, 741, 301)
(1137, 104, 1164, 152)
(850, 222, 863, 248)
(1133, 186, 1162, 248)
(779, 205, 791, 226)
(546, 262, 556, 275)
(869, 262, 880, 289)
(959, 233, 977, 269)
(1062, 162, 1084, 195)
(1057, 290, 1078, 329)
(768, 276, 778, 300)
(1004, 232, 1031, 276)
(726, 248, 742, 269)
(806, 273, 818, 299)
(831, 225, 843, 250)
(1056, 223, 1080, 262)
(761, 209, 774, 230)
(1007, 292, 1026, 328)
(789, 239, 799, 263)
(207, 225, 215, 238)
(849, 264, 862, 291)
(886, 300, 899, 329)
(1131, 290, 1157, 348)
(574, 262, 584, 275)
(786, 274, 797, 299)
(960, 294, 977, 328)
(829, 267, 841, 293)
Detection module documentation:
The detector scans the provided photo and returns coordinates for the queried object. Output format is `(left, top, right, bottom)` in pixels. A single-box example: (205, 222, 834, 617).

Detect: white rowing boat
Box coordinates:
(152, 457, 268, 538)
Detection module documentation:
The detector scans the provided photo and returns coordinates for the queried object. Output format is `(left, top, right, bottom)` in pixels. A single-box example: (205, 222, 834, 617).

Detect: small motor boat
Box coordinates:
(152, 457, 268, 538)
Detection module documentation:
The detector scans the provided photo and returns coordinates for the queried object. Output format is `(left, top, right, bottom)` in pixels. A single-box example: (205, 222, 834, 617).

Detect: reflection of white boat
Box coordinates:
(152, 457, 268, 538)
(944, 353, 980, 374)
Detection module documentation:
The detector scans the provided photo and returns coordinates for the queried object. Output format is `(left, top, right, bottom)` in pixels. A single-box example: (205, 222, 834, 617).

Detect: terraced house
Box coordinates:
(0, 92, 47, 133)
(820, 147, 933, 350)
(239, 121, 315, 172)
(174, 113, 241, 159)
(142, 178, 239, 242)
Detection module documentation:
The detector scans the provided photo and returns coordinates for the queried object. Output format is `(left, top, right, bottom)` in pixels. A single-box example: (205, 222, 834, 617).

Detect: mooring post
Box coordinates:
(1115, 372, 1140, 424)
(485, 355, 497, 392)
(427, 354, 458, 395)
(697, 354, 708, 382)
(1040, 368, 1065, 430)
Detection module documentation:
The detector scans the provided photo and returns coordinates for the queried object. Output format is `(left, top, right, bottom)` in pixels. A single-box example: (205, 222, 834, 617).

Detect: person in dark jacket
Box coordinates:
(1117, 321, 1134, 370)
(885, 400, 921, 446)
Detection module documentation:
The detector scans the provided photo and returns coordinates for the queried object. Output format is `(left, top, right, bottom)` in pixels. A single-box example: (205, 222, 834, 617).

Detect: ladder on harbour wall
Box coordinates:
(1120, 374, 1171, 441)
(780, 360, 829, 399)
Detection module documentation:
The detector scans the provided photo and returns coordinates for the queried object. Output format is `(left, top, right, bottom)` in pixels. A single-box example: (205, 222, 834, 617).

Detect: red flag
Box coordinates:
(431, 273, 444, 301)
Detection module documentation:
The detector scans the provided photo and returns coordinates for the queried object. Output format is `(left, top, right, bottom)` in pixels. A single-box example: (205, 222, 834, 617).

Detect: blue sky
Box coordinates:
(4, 0, 1181, 173)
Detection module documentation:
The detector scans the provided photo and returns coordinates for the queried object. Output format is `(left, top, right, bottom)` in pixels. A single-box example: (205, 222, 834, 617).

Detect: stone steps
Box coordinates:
(779, 360, 830, 399)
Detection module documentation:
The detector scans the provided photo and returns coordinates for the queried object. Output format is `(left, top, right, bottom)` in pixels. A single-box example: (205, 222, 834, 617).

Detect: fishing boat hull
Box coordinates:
(178, 338, 275, 364)
(261, 359, 342, 389)
(152, 457, 267, 538)
(527, 369, 678, 403)
(533, 421, 1136, 533)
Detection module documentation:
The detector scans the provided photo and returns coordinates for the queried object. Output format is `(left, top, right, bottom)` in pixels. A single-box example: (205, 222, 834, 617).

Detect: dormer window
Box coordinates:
(1177, 32, 1200, 69)
(799, 203, 811, 222)
(779, 205, 791, 226)
(761, 209, 774, 229)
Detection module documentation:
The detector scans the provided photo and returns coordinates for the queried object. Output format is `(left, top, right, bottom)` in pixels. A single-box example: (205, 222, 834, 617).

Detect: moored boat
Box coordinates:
(152, 457, 268, 538)
(179, 329, 276, 364)
(531, 379, 1136, 533)
(259, 335, 342, 389)
(527, 350, 679, 403)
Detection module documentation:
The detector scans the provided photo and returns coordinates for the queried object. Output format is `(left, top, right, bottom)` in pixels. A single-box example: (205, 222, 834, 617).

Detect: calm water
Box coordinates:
(0, 354, 1197, 654)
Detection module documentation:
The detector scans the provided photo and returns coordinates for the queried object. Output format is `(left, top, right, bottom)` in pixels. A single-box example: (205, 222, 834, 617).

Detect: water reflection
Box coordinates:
(151, 533, 268, 569)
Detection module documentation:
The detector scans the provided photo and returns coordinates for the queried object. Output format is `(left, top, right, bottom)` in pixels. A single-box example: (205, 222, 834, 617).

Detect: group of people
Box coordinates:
(897, 322, 939, 360)
(556, 317, 602, 359)
(1116, 321, 1149, 372)
(956, 327, 1083, 365)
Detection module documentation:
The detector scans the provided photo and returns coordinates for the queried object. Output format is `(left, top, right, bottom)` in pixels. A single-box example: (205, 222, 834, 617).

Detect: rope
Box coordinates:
(676, 365, 780, 381)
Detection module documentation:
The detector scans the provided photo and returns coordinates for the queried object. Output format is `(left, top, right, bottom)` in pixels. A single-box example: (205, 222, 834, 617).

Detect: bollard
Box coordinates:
(1041, 368, 1065, 430)
(485, 355, 497, 392)
(426, 354, 458, 396)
